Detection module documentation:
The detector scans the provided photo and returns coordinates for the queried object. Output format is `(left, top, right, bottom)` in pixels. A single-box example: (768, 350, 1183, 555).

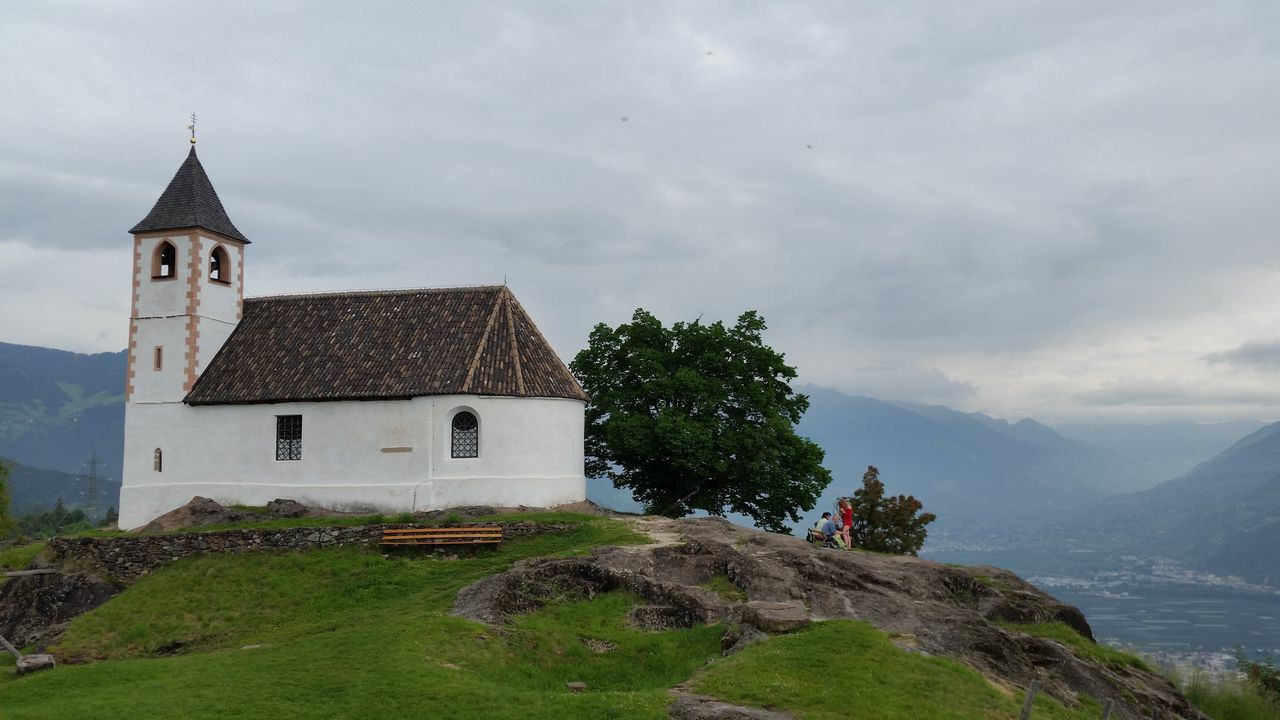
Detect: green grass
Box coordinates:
(1177, 669, 1279, 720)
(0, 515, 1139, 720)
(994, 621, 1150, 671)
(0, 540, 46, 572)
(701, 574, 748, 603)
(1, 516, 691, 719)
(966, 571, 1013, 591)
(693, 620, 1102, 720)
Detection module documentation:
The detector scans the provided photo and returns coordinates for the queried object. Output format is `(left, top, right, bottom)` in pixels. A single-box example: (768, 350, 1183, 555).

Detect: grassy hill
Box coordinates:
(0, 514, 1116, 720)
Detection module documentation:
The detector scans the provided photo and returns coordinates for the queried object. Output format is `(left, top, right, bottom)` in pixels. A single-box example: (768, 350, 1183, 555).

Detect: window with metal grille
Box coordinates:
(276, 415, 302, 461)
(451, 411, 478, 458)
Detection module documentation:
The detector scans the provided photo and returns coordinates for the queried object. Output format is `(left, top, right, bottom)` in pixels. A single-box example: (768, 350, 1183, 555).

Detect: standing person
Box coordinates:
(838, 498, 854, 550)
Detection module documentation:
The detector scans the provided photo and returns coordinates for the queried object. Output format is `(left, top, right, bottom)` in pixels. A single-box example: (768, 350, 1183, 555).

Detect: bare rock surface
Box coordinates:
(136, 496, 244, 533)
(668, 694, 796, 720)
(453, 517, 1206, 720)
(0, 571, 120, 647)
(740, 601, 808, 633)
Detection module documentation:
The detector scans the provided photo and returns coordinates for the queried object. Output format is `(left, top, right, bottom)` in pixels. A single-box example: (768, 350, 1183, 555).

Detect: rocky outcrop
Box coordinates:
(136, 496, 245, 533)
(668, 694, 796, 720)
(453, 517, 1206, 720)
(266, 498, 309, 518)
(0, 571, 121, 648)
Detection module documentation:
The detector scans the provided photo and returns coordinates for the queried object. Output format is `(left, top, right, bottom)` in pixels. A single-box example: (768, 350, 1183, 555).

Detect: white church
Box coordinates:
(119, 146, 589, 529)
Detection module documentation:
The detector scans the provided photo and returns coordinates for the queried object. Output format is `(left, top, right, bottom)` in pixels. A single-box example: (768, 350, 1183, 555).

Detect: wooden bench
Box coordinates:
(379, 525, 504, 548)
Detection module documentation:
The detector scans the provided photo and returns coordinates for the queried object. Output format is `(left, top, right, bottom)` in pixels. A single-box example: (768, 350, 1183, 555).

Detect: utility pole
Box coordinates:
(83, 451, 101, 520)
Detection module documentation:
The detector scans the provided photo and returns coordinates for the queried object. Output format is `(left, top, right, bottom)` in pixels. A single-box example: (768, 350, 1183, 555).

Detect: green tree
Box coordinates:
(845, 466, 936, 555)
(1236, 648, 1280, 706)
(570, 308, 831, 532)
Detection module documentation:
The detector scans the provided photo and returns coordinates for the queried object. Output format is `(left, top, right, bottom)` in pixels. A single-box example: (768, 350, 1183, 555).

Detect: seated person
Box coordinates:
(818, 512, 847, 549)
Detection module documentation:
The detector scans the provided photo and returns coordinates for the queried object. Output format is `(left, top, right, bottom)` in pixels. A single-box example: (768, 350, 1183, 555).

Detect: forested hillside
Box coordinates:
(0, 342, 125, 479)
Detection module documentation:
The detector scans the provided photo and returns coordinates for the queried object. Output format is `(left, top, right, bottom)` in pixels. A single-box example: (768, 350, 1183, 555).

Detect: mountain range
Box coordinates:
(1057, 421, 1280, 587)
(796, 388, 1151, 530)
(0, 341, 125, 479)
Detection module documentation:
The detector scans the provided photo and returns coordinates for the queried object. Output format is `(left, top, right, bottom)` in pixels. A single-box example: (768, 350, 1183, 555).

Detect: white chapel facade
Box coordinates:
(119, 147, 587, 529)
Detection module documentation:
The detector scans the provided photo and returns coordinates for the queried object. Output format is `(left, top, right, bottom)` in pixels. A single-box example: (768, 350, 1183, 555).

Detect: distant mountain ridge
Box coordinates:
(1055, 419, 1268, 487)
(1066, 421, 1280, 586)
(793, 388, 1151, 532)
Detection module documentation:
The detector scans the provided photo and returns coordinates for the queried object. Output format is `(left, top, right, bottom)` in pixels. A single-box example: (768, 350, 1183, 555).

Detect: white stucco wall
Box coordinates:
(131, 316, 190, 403)
(120, 394, 586, 529)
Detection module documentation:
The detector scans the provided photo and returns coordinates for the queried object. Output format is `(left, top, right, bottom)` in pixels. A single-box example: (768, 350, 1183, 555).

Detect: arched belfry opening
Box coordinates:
(152, 241, 176, 279)
(209, 245, 229, 283)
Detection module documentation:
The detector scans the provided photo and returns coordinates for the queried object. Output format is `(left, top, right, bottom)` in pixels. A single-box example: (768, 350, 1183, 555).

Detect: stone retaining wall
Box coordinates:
(47, 521, 574, 581)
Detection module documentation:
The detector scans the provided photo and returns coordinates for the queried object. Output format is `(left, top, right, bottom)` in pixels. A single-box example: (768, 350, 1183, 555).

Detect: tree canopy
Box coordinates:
(845, 465, 936, 555)
(570, 308, 831, 533)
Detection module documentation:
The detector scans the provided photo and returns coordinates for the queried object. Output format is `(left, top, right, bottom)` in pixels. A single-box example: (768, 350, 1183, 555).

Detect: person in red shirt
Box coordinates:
(838, 498, 854, 550)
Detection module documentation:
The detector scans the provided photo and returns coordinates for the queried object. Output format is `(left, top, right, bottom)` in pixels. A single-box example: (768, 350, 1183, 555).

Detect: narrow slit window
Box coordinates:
(153, 448, 163, 472)
(154, 346, 163, 371)
(451, 411, 478, 458)
(152, 241, 176, 278)
(276, 415, 302, 461)
(209, 246, 229, 283)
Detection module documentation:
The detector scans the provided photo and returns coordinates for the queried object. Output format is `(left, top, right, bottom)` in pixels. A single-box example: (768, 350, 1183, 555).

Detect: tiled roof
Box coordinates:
(185, 286, 588, 405)
(129, 147, 250, 243)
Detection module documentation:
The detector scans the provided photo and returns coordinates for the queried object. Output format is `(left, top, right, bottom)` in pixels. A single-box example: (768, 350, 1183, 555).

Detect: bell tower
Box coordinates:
(125, 145, 251, 404)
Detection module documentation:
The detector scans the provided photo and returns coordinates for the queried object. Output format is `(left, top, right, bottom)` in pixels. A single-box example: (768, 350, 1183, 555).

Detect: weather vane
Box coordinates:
(188, 113, 197, 145)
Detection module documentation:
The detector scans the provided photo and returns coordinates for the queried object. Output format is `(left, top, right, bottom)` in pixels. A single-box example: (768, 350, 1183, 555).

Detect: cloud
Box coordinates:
(1077, 376, 1280, 408)
(826, 365, 977, 406)
(2, 2, 1280, 422)
(1204, 340, 1280, 370)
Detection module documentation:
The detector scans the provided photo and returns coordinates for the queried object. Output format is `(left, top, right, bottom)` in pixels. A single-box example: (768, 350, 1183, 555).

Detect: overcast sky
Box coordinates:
(2, 1, 1279, 424)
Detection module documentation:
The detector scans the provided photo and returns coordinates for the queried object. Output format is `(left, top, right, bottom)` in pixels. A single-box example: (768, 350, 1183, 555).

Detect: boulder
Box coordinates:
(720, 623, 769, 656)
(15, 654, 55, 674)
(267, 499, 309, 518)
(740, 601, 809, 633)
(136, 497, 244, 533)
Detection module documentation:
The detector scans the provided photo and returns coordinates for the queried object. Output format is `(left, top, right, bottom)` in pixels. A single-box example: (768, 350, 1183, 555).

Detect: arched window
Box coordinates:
(209, 246, 229, 283)
(152, 241, 177, 279)
(451, 411, 479, 458)
(153, 448, 163, 472)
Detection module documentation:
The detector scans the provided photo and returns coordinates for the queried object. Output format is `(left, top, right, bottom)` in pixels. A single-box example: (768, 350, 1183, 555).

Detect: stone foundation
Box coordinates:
(47, 521, 573, 581)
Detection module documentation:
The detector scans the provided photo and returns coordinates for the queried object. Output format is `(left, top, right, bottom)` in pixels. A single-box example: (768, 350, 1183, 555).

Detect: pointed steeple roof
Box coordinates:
(130, 147, 250, 243)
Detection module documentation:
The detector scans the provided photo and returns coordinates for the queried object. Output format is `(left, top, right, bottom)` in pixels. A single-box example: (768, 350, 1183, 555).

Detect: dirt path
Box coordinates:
(627, 516, 685, 548)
